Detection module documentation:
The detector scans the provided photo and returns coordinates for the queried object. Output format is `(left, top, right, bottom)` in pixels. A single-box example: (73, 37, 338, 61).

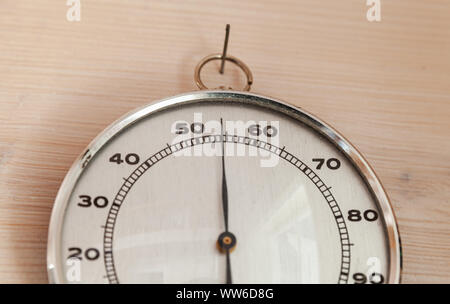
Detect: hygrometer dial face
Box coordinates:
(47, 91, 401, 284)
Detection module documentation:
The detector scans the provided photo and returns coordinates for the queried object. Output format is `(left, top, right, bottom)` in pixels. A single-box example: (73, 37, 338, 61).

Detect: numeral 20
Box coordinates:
(67, 247, 100, 261)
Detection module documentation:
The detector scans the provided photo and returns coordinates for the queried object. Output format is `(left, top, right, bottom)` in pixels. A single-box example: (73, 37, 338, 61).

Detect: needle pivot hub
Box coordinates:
(217, 231, 237, 252)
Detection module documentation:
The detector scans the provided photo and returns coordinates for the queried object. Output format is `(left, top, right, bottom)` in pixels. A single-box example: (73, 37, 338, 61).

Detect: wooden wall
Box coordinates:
(0, 0, 448, 283)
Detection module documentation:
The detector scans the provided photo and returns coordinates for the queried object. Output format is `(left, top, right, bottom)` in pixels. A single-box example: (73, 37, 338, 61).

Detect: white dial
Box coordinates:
(47, 91, 401, 284)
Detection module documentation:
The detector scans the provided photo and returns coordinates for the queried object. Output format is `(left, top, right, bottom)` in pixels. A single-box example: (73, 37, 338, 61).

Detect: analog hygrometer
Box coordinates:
(47, 91, 401, 284)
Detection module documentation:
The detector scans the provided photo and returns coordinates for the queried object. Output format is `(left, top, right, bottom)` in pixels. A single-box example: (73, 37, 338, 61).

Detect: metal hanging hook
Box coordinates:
(219, 24, 230, 74)
(194, 24, 253, 91)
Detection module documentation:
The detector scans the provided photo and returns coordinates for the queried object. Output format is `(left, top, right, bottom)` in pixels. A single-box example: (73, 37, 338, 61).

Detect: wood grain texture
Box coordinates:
(0, 0, 449, 283)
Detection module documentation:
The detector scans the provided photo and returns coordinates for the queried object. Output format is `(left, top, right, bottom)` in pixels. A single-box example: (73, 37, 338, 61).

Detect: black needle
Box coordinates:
(218, 118, 235, 284)
(221, 118, 229, 232)
(226, 250, 232, 284)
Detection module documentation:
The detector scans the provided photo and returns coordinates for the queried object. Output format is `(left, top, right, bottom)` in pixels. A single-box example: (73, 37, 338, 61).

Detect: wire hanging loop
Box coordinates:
(194, 54, 253, 91)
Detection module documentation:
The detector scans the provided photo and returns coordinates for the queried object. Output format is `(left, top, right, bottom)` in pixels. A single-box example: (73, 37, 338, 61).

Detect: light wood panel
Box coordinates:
(0, 0, 449, 283)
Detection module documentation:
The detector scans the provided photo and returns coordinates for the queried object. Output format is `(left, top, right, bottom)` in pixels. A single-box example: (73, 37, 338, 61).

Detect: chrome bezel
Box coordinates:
(47, 90, 402, 283)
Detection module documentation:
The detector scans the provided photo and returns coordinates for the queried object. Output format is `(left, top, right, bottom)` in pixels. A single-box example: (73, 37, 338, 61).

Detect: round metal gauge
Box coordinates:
(47, 91, 401, 284)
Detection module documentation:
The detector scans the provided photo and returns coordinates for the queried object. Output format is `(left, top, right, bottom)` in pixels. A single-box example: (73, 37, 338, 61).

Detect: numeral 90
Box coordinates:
(353, 272, 384, 284)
